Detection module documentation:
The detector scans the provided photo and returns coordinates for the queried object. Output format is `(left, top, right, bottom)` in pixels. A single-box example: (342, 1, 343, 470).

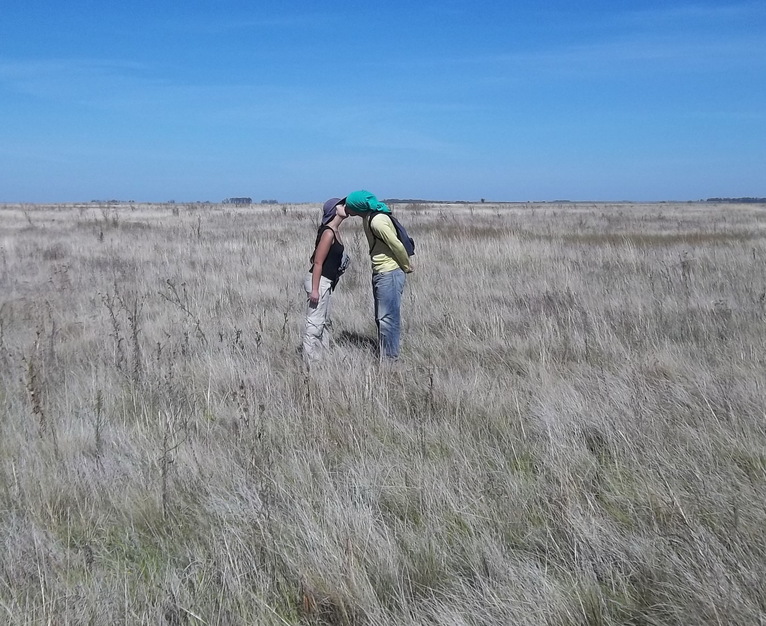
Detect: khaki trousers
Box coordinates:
(302, 274, 334, 363)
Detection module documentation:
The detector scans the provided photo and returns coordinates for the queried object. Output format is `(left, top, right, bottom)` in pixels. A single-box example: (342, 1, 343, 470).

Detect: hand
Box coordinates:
(309, 290, 320, 306)
(406, 263, 415, 273)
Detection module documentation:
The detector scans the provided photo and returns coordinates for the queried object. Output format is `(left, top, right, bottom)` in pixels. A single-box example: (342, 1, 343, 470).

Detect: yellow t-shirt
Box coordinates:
(363, 213, 413, 274)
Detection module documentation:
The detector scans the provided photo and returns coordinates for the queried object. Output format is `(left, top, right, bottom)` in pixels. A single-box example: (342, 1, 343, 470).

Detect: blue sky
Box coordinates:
(1, 1, 764, 202)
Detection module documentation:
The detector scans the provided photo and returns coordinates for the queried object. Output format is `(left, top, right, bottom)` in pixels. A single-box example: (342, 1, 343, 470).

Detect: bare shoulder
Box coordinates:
(320, 226, 337, 242)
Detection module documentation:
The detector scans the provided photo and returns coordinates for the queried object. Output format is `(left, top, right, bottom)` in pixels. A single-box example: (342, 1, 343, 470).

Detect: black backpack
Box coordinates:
(370, 213, 415, 256)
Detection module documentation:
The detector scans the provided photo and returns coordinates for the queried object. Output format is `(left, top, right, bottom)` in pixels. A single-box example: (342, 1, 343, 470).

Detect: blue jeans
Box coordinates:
(372, 269, 405, 360)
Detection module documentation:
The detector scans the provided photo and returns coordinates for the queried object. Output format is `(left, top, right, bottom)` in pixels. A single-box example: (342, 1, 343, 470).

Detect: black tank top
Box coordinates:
(309, 225, 345, 282)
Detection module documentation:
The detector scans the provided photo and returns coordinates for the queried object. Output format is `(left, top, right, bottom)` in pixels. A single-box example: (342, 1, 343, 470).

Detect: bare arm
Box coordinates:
(309, 229, 334, 305)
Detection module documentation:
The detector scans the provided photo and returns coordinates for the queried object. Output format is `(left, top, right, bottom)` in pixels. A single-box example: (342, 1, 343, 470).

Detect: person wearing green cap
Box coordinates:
(343, 190, 414, 360)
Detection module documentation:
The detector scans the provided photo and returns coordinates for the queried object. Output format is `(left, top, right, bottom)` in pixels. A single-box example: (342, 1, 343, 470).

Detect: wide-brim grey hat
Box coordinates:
(321, 197, 343, 225)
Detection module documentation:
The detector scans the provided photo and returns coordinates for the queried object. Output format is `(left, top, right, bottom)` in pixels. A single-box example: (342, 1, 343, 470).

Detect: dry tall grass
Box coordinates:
(1, 200, 765, 625)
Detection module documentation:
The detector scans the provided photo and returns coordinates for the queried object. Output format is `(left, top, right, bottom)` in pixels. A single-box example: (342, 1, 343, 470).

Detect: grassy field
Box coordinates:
(1, 200, 765, 625)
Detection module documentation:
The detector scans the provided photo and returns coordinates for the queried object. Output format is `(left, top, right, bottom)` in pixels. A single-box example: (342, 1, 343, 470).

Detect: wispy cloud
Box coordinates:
(0, 55, 465, 155)
(620, 1, 765, 26)
(528, 1, 765, 36)
(311, 2, 765, 92)
(439, 28, 765, 87)
(164, 12, 334, 36)
(564, 2, 764, 68)
(0, 58, 151, 103)
(0, 58, 146, 80)
(488, 35, 766, 75)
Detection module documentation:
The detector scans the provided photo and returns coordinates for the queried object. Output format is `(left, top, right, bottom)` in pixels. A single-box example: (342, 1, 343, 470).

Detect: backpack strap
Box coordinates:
(366, 213, 391, 254)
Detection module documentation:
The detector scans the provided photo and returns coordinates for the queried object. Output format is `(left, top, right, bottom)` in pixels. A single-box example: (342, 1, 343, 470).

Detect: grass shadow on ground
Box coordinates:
(336, 330, 379, 356)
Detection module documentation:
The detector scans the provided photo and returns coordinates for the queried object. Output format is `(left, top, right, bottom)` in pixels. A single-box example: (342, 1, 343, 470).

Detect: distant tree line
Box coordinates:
(221, 198, 282, 205)
(384, 198, 476, 204)
(706, 197, 766, 203)
(223, 197, 252, 205)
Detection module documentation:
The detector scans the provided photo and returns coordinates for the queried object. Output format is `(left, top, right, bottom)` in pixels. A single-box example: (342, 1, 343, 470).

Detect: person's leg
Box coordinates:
(303, 276, 333, 363)
(372, 269, 405, 359)
(322, 285, 333, 351)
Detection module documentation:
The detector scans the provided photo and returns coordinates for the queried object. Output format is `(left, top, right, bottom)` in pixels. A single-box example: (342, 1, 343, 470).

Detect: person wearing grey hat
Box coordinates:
(302, 197, 351, 364)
